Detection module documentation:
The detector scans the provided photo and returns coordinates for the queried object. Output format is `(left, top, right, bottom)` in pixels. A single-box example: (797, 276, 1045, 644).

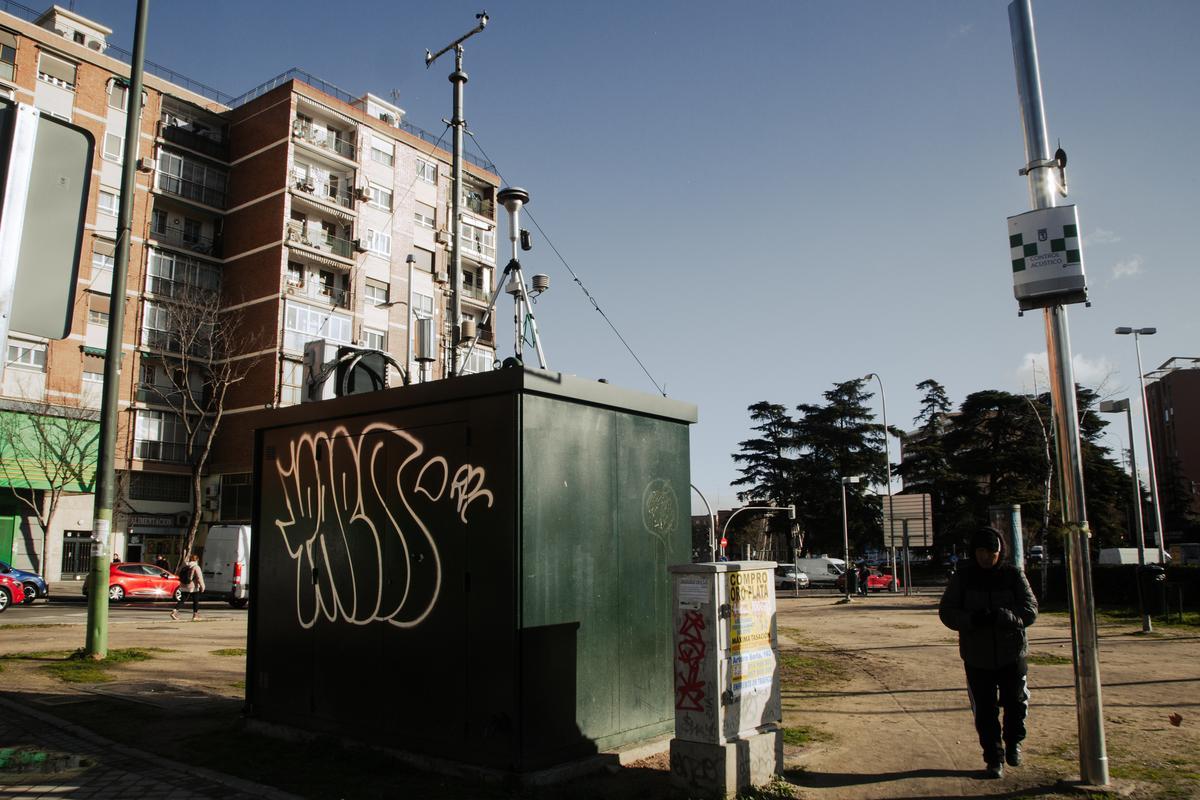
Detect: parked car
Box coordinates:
(1027, 545, 1045, 564)
(792, 557, 846, 587)
(835, 567, 900, 593)
(0, 573, 26, 612)
(83, 562, 182, 602)
(774, 565, 810, 590)
(0, 560, 48, 604)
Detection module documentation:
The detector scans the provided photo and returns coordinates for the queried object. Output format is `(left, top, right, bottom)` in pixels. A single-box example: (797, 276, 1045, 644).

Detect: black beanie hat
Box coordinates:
(971, 526, 1003, 553)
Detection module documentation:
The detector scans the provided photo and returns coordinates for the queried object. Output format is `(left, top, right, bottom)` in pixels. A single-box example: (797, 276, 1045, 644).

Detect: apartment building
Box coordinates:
(1144, 357, 1200, 538)
(0, 4, 499, 579)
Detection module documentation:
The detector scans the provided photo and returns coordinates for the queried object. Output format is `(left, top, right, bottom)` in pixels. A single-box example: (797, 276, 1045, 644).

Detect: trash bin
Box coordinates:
(1138, 564, 1167, 615)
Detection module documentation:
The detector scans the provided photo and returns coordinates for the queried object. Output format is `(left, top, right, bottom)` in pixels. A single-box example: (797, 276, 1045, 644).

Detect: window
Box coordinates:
(147, 249, 220, 297)
(286, 262, 305, 288)
(364, 280, 388, 306)
(183, 218, 202, 245)
(367, 183, 392, 211)
(413, 204, 435, 230)
(280, 359, 303, 406)
(416, 158, 436, 184)
(6, 339, 46, 370)
(88, 309, 109, 326)
(133, 410, 189, 463)
(98, 190, 119, 216)
(370, 137, 394, 167)
(460, 224, 496, 261)
(460, 347, 494, 375)
(365, 228, 391, 257)
(156, 150, 228, 208)
(37, 52, 76, 89)
(128, 472, 192, 502)
(103, 133, 123, 161)
(283, 301, 352, 352)
(107, 80, 128, 111)
(0, 31, 16, 82)
(91, 244, 114, 289)
(72, 31, 85, 45)
(151, 209, 167, 235)
(83, 371, 104, 385)
(220, 473, 254, 521)
(362, 328, 386, 351)
(413, 292, 434, 318)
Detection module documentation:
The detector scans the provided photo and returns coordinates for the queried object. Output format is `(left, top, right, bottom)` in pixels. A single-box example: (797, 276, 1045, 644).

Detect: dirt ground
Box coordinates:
(1, 595, 1198, 799)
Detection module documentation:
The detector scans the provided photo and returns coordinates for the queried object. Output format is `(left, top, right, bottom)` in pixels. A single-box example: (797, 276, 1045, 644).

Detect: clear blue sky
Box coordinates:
(78, 0, 1200, 512)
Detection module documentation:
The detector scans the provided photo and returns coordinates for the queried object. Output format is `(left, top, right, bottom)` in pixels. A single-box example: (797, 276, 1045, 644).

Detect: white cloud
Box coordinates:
(950, 23, 974, 39)
(1016, 351, 1115, 392)
(1086, 228, 1121, 246)
(1111, 255, 1144, 280)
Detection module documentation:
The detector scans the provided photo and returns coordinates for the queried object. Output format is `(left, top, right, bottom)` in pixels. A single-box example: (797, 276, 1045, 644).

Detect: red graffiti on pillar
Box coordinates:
(675, 610, 707, 711)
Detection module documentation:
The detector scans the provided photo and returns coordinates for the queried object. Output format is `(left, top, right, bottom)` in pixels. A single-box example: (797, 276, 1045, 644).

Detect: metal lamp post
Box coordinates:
(863, 373, 899, 593)
(1115, 327, 1167, 563)
(690, 484, 717, 562)
(1099, 398, 1151, 633)
(721, 504, 796, 561)
(840, 476, 860, 602)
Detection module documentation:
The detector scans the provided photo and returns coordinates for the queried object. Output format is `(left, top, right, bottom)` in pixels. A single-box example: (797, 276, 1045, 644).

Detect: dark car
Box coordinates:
(0, 560, 49, 604)
(83, 562, 181, 602)
(0, 573, 26, 611)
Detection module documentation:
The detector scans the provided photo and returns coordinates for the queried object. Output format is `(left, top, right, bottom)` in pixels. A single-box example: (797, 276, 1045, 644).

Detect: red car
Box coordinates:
(83, 562, 182, 602)
(835, 567, 900, 593)
(0, 573, 27, 612)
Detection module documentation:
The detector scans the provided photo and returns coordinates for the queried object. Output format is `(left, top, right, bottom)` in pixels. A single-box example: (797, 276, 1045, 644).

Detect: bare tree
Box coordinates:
(140, 286, 263, 566)
(0, 400, 99, 572)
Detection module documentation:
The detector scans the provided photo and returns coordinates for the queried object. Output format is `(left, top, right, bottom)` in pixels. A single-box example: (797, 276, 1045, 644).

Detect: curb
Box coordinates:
(0, 693, 304, 800)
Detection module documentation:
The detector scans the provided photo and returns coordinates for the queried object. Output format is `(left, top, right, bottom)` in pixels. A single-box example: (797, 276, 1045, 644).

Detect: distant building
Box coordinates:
(0, 4, 499, 578)
(1143, 357, 1200, 540)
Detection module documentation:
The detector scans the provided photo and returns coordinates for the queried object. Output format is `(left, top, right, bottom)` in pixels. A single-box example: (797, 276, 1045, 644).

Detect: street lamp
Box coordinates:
(1098, 398, 1151, 633)
(1115, 326, 1167, 563)
(690, 484, 717, 562)
(721, 503, 795, 561)
(863, 373, 899, 593)
(840, 476, 860, 602)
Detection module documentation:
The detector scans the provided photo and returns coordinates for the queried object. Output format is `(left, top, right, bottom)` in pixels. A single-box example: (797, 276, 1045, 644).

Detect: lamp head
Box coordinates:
(1114, 327, 1133, 335)
(497, 187, 530, 213)
(1098, 399, 1129, 413)
(841, 476, 861, 485)
(1137, 327, 1157, 335)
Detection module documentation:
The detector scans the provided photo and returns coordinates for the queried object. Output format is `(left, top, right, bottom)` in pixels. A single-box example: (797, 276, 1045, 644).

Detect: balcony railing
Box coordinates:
(150, 223, 221, 258)
(292, 121, 355, 160)
(290, 171, 354, 209)
(156, 173, 227, 209)
(286, 221, 354, 260)
(159, 121, 229, 161)
(285, 281, 350, 309)
(463, 192, 495, 218)
(460, 283, 490, 303)
(136, 384, 209, 407)
(133, 439, 189, 463)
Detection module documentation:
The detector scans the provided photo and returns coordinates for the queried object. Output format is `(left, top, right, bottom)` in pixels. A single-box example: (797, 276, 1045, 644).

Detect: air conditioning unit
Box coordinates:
(460, 319, 476, 340)
(353, 238, 368, 253)
(435, 231, 450, 245)
(136, 158, 154, 173)
(295, 180, 314, 192)
(355, 186, 371, 201)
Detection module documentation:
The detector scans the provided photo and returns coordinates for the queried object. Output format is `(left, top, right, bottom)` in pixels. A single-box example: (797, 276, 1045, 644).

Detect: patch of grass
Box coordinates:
(230, 680, 245, 690)
(777, 651, 848, 686)
(0, 623, 73, 630)
(1027, 651, 1072, 666)
(781, 725, 830, 747)
(210, 648, 246, 657)
(736, 776, 796, 799)
(0, 647, 161, 684)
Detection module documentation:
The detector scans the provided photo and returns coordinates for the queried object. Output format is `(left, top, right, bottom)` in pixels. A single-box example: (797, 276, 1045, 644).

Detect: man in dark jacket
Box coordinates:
(939, 526, 1038, 779)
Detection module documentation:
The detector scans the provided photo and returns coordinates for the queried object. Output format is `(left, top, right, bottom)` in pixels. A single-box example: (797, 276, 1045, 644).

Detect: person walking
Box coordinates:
(939, 526, 1038, 779)
(857, 563, 870, 596)
(170, 554, 205, 621)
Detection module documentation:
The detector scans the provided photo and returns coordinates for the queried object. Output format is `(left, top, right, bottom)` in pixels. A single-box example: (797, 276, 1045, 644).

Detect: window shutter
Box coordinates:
(92, 238, 115, 257)
(38, 52, 77, 84)
(88, 293, 111, 314)
(0, 30, 17, 50)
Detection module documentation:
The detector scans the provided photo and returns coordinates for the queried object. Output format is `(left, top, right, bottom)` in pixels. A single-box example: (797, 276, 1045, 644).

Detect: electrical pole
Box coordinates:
(86, 0, 150, 659)
(1009, 0, 1108, 785)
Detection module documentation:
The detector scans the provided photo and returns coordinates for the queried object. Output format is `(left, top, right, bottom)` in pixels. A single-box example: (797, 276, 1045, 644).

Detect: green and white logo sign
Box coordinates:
(1006, 204, 1087, 311)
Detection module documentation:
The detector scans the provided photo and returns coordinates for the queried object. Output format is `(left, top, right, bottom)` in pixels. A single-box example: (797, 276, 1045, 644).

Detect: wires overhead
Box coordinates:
(465, 131, 668, 397)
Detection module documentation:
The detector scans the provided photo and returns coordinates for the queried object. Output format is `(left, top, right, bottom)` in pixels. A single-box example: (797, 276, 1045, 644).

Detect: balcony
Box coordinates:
(290, 170, 354, 210)
(156, 173, 227, 210)
(286, 221, 355, 262)
(292, 121, 355, 161)
(136, 384, 209, 407)
(284, 280, 350, 309)
(158, 121, 229, 162)
(460, 283, 490, 303)
(150, 222, 221, 258)
(133, 439, 189, 464)
(463, 191, 495, 219)
(459, 227, 496, 264)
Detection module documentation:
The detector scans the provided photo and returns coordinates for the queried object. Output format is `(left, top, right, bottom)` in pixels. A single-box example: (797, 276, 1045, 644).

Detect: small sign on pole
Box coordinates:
(882, 494, 933, 549)
(1007, 204, 1087, 311)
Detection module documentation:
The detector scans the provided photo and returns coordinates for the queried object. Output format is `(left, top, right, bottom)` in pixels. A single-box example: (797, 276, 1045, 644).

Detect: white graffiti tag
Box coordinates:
(273, 423, 492, 629)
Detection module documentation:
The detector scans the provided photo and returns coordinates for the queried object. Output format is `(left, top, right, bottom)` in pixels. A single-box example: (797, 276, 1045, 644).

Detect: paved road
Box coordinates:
(4, 600, 247, 626)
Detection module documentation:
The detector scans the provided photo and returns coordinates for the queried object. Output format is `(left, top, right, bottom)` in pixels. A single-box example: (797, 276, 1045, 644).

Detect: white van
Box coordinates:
(1097, 547, 1169, 565)
(202, 525, 251, 607)
(793, 557, 845, 587)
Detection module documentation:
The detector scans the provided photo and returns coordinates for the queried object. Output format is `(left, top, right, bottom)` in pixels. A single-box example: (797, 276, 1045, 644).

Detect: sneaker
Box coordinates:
(985, 762, 1004, 779)
(191, 614, 202, 621)
(1006, 743, 1022, 767)
(169, 610, 179, 621)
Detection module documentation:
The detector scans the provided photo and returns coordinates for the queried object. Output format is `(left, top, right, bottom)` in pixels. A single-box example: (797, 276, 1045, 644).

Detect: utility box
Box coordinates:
(668, 561, 783, 799)
(245, 367, 696, 777)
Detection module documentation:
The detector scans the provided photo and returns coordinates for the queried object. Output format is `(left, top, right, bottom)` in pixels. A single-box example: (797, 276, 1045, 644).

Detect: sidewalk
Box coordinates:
(0, 694, 300, 800)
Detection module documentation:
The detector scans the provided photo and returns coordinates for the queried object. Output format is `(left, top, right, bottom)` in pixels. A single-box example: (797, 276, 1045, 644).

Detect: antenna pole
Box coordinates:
(426, 13, 488, 378)
(1010, 0, 1108, 785)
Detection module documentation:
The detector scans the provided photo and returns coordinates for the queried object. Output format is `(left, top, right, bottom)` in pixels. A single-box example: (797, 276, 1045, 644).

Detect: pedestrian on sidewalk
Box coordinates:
(938, 526, 1038, 779)
(171, 554, 205, 621)
(857, 563, 870, 596)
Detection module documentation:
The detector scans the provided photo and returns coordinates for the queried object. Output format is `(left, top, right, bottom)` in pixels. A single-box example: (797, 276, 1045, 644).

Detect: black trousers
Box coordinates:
(175, 589, 200, 614)
(965, 660, 1029, 763)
